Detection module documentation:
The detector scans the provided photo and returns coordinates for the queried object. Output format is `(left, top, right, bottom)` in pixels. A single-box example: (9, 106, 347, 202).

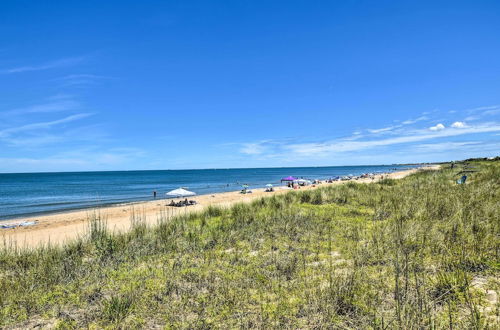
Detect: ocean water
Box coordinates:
(0, 165, 415, 220)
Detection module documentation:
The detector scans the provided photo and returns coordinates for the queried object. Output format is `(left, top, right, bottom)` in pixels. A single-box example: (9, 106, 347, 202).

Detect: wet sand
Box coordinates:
(1, 166, 439, 248)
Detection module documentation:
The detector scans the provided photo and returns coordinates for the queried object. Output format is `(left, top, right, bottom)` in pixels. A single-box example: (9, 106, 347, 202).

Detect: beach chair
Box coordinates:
(456, 175, 467, 184)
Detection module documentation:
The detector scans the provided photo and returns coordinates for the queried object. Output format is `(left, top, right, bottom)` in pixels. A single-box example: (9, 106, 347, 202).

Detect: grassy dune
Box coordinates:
(1, 161, 499, 328)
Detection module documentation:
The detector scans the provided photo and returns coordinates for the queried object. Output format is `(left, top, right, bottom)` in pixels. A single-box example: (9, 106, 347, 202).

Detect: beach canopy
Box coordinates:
(281, 176, 297, 182)
(265, 184, 273, 187)
(166, 188, 196, 197)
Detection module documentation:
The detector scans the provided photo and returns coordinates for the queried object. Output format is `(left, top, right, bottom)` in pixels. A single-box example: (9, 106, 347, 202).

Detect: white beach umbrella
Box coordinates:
(165, 188, 196, 198)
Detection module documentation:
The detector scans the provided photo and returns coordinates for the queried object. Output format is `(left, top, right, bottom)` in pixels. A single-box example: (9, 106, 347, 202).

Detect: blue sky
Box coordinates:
(0, 1, 499, 172)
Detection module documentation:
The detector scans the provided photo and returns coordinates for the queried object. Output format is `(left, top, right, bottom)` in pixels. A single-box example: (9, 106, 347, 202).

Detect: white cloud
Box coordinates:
(2, 56, 86, 74)
(0, 99, 79, 117)
(464, 105, 500, 121)
(0, 147, 146, 172)
(451, 121, 466, 128)
(0, 113, 92, 138)
(367, 116, 428, 135)
(237, 107, 500, 162)
(237, 139, 295, 156)
(466, 105, 499, 113)
(0, 94, 100, 148)
(401, 116, 428, 125)
(413, 141, 480, 152)
(479, 109, 500, 118)
(253, 122, 500, 158)
(52, 74, 112, 87)
(57, 74, 106, 80)
(368, 125, 399, 134)
(0, 124, 107, 148)
(240, 143, 266, 155)
(429, 123, 445, 131)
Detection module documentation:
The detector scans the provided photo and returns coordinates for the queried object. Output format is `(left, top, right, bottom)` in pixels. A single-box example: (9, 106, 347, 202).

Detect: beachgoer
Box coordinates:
(153, 191, 157, 198)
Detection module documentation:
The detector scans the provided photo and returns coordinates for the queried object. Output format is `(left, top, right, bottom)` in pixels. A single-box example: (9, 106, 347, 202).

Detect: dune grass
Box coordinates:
(0, 161, 499, 328)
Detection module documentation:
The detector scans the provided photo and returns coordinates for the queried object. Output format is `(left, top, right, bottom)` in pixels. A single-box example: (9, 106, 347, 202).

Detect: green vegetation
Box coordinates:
(1, 161, 499, 328)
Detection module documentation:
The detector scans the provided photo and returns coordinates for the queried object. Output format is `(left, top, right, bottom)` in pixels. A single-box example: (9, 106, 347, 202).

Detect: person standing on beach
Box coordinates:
(153, 191, 157, 198)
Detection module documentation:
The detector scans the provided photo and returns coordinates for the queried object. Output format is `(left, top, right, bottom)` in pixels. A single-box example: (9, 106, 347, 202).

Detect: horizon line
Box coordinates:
(0, 161, 439, 175)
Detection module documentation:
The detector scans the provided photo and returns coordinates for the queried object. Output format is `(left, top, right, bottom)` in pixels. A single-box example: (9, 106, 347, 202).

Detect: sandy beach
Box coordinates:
(1, 166, 438, 248)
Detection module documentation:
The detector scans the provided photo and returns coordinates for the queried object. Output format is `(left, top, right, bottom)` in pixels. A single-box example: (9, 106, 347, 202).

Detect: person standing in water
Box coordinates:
(153, 191, 157, 198)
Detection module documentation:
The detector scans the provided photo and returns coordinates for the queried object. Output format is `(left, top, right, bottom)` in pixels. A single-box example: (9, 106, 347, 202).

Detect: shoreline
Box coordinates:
(1, 166, 439, 248)
(0, 166, 420, 222)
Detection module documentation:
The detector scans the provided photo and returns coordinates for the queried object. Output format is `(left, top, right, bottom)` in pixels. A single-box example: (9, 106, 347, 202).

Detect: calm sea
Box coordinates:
(0, 165, 415, 220)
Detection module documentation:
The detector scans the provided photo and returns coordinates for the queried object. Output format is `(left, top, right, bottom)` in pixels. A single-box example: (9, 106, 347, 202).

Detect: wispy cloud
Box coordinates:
(367, 115, 429, 135)
(285, 123, 500, 156)
(465, 105, 500, 113)
(0, 99, 79, 117)
(0, 93, 101, 149)
(0, 113, 92, 138)
(368, 125, 400, 134)
(413, 141, 481, 152)
(401, 116, 428, 125)
(0, 124, 107, 148)
(464, 105, 500, 121)
(1, 135, 64, 147)
(238, 139, 293, 156)
(410, 141, 500, 159)
(1, 56, 86, 74)
(52, 74, 112, 87)
(236, 113, 500, 163)
(0, 147, 146, 172)
(240, 143, 266, 155)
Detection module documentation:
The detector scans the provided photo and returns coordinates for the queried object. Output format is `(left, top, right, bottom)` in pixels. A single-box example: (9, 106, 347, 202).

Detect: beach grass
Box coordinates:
(0, 161, 499, 328)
